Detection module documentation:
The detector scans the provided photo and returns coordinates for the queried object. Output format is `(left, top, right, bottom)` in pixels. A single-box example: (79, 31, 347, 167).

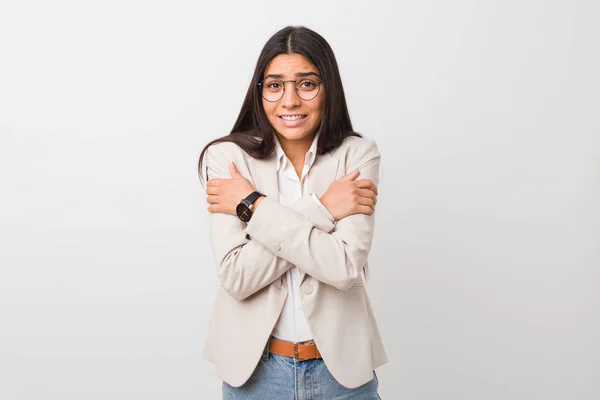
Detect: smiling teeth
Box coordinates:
(281, 115, 305, 121)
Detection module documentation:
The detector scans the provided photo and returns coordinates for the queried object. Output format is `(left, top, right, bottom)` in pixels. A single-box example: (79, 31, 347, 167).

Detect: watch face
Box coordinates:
(236, 203, 252, 222)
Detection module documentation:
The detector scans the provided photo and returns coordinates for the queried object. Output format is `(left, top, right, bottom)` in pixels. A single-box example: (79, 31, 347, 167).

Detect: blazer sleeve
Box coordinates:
(245, 140, 380, 291)
(204, 145, 335, 301)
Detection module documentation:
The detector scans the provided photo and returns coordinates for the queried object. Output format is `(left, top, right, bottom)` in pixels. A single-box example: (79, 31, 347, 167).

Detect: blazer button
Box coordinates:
(302, 284, 313, 295)
(274, 243, 281, 251)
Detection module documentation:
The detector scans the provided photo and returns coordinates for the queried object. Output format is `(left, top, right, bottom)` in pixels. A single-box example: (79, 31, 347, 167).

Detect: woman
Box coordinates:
(198, 26, 387, 399)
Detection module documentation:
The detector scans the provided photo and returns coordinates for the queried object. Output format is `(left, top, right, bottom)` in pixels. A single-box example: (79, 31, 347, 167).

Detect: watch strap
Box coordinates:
(243, 191, 264, 206)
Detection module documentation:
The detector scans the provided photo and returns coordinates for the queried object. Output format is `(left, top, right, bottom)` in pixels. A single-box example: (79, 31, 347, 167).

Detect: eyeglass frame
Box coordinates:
(257, 78, 323, 102)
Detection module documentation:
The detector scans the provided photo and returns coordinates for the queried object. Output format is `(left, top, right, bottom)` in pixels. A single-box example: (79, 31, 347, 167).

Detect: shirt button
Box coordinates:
(274, 243, 281, 251)
(302, 284, 313, 295)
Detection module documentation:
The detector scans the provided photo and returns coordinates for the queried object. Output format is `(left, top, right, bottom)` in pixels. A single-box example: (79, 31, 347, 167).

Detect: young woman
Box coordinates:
(198, 26, 387, 399)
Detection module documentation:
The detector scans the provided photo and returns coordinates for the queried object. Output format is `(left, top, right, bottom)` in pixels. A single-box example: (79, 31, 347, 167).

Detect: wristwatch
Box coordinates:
(236, 191, 265, 222)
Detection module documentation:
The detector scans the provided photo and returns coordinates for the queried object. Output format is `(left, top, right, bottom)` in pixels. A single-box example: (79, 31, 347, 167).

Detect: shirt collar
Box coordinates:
(275, 133, 320, 172)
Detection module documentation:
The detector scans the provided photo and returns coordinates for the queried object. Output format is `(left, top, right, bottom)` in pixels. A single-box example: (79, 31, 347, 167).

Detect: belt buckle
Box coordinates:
(293, 343, 306, 361)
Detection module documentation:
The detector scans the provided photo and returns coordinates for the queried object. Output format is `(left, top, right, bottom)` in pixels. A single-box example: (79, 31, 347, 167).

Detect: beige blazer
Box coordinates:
(202, 135, 388, 389)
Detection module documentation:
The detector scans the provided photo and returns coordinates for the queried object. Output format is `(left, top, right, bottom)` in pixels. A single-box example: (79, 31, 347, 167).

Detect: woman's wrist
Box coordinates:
(311, 193, 335, 222)
(253, 195, 266, 211)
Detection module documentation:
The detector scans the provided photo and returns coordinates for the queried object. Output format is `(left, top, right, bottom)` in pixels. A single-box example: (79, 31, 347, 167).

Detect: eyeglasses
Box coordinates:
(258, 77, 323, 102)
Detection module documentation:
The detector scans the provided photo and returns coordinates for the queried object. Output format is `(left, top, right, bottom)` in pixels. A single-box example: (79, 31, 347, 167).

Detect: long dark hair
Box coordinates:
(197, 25, 360, 180)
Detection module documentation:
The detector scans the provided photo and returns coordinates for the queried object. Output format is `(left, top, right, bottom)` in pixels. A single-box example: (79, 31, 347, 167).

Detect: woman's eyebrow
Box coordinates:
(296, 71, 319, 77)
(263, 71, 320, 79)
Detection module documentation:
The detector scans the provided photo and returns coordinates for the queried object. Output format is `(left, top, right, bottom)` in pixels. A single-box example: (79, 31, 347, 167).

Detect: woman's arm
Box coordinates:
(245, 140, 380, 291)
(204, 146, 338, 301)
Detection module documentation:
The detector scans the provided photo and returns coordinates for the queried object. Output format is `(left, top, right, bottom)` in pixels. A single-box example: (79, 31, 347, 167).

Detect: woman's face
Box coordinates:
(261, 53, 325, 145)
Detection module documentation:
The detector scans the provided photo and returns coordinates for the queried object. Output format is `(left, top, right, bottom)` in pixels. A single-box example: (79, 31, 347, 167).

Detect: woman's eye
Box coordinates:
(300, 80, 316, 88)
(268, 82, 282, 89)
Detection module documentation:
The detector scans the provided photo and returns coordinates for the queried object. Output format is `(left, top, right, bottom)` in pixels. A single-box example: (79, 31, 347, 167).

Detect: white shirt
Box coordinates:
(270, 133, 334, 342)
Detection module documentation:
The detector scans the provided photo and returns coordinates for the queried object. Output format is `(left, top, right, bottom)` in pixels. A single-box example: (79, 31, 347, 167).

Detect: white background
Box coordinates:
(1, 1, 598, 399)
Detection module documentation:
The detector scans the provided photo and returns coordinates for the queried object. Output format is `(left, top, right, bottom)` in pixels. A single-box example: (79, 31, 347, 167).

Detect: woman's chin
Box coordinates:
(275, 128, 316, 142)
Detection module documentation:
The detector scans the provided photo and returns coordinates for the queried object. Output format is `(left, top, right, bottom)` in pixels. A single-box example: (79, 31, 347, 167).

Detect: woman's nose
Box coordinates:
(280, 82, 300, 108)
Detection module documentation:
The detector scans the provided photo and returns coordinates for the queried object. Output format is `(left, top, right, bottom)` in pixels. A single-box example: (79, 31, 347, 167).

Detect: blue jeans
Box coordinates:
(222, 342, 381, 399)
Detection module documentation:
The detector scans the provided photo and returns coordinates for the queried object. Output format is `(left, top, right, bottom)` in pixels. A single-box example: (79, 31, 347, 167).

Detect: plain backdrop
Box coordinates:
(1, 1, 598, 399)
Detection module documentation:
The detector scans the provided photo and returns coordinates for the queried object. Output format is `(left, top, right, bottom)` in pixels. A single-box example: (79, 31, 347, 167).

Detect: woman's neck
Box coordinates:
(276, 133, 315, 164)
(276, 133, 316, 178)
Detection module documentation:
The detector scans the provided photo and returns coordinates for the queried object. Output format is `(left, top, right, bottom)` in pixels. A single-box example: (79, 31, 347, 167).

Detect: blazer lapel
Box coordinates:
(248, 150, 339, 201)
(307, 153, 339, 197)
(249, 154, 279, 202)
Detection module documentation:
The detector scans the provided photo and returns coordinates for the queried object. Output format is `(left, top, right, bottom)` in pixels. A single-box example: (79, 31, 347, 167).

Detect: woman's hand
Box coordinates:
(319, 170, 378, 220)
(206, 162, 255, 215)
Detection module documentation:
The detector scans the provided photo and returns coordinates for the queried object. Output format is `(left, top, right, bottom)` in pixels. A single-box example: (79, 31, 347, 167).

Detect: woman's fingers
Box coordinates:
(206, 195, 219, 204)
(207, 178, 235, 188)
(355, 205, 374, 215)
(338, 169, 360, 182)
(207, 179, 224, 187)
(357, 188, 377, 205)
(354, 179, 378, 195)
(354, 187, 377, 214)
(357, 196, 375, 208)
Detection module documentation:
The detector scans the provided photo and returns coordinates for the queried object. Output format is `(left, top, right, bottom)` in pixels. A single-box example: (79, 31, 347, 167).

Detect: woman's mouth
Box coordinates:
(279, 114, 308, 127)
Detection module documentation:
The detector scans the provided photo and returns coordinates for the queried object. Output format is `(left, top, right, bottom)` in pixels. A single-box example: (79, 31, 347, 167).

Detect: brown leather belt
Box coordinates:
(269, 337, 322, 361)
